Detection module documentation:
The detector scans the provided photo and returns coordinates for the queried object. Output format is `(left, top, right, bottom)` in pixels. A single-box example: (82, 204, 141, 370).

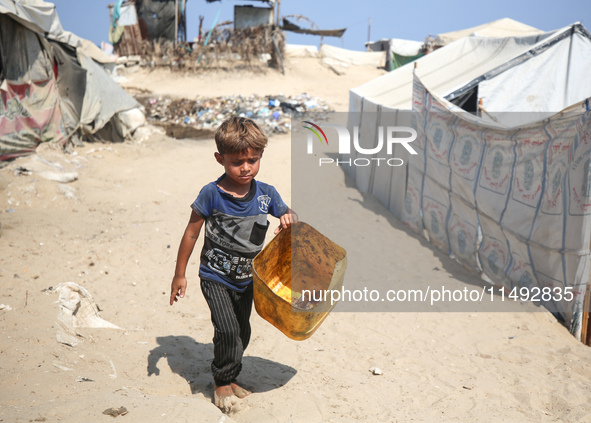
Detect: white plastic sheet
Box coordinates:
(54, 282, 122, 346)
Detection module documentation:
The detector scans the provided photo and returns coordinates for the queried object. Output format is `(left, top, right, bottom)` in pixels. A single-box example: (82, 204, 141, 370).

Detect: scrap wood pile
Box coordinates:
(134, 93, 332, 139)
(138, 25, 285, 70)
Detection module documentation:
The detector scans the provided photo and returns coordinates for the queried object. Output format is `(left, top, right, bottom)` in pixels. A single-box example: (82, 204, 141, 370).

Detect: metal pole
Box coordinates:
(367, 17, 371, 47)
(175, 0, 178, 45)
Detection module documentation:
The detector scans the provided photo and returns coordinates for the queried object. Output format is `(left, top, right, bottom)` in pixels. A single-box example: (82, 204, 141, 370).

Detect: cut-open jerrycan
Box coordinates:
(253, 222, 347, 340)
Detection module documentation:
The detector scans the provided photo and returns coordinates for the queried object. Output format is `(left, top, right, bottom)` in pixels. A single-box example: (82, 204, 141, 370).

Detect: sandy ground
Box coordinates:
(1, 57, 591, 423)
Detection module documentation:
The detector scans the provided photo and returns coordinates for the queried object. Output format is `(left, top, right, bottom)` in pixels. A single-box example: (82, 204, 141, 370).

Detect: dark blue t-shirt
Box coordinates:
(191, 174, 289, 291)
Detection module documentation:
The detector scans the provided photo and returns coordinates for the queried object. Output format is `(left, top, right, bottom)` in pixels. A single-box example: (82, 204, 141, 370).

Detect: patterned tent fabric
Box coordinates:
(0, 13, 66, 160)
(345, 23, 591, 339)
(403, 74, 591, 338)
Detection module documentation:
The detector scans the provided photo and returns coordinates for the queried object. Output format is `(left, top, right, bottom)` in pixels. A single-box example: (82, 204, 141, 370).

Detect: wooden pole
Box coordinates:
(582, 283, 591, 345)
(174, 0, 178, 45)
(198, 15, 204, 43)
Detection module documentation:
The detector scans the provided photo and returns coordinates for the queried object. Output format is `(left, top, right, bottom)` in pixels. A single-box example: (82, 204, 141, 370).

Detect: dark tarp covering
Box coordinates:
(448, 85, 479, 113)
(135, 0, 176, 42)
(391, 52, 424, 70)
(281, 18, 345, 38)
(0, 13, 52, 82)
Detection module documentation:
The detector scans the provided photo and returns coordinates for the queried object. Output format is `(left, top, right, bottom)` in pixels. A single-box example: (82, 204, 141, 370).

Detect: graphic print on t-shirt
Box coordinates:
(201, 209, 269, 281)
(257, 195, 271, 213)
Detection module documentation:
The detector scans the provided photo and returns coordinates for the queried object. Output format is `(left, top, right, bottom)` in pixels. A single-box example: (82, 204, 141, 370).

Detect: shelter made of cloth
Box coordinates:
(345, 22, 591, 339)
(0, 0, 143, 160)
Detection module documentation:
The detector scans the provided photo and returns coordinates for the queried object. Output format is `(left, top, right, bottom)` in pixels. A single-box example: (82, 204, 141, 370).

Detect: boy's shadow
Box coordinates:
(147, 335, 297, 398)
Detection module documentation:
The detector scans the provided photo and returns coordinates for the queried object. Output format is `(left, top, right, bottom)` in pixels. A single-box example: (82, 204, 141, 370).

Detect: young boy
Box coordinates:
(169, 117, 296, 413)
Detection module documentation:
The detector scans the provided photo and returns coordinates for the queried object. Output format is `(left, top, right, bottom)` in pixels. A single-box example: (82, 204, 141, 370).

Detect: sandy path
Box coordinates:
(1, 57, 591, 422)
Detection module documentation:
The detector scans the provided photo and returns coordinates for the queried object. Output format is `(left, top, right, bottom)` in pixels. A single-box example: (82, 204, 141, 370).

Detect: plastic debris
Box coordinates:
(50, 282, 123, 347)
(9, 149, 79, 183)
(58, 184, 77, 200)
(53, 360, 73, 371)
(135, 93, 332, 138)
(0, 304, 13, 311)
(369, 367, 383, 375)
(54, 282, 122, 330)
(38, 171, 78, 183)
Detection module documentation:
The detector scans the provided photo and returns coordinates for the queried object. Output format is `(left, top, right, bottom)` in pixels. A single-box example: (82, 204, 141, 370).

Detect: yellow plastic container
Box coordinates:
(253, 222, 347, 341)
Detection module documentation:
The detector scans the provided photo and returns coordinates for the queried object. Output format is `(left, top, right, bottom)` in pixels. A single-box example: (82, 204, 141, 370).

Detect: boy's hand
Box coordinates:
(274, 208, 298, 234)
(170, 276, 187, 306)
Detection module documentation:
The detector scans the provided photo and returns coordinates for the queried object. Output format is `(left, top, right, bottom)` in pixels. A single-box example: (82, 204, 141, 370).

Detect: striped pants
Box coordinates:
(200, 279, 253, 386)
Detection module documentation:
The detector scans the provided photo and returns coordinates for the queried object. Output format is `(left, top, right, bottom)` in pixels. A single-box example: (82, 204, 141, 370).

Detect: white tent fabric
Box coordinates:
(351, 31, 555, 110)
(434, 17, 543, 46)
(320, 44, 385, 67)
(389, 38, 423, 56)
(284, 44, 319, 58)
(460, 24, 591, 126)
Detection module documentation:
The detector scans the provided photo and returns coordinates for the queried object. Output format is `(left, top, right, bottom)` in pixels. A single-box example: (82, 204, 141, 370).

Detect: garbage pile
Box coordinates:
(135, 93, 333, 138)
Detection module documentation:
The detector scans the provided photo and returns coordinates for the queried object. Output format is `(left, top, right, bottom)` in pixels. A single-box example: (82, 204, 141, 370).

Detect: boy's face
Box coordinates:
(215, 148, 263, 186)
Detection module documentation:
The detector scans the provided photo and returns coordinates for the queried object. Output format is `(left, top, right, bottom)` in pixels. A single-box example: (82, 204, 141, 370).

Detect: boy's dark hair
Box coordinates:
(215, 117, 268, 155)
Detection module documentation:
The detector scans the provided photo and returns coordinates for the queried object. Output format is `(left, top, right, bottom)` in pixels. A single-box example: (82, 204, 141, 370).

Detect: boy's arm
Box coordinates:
(170, 211, 205, 306)
(274, 207, 298, 234)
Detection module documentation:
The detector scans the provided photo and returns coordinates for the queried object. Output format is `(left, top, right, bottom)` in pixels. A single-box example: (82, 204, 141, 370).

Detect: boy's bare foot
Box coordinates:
(214, 384, 239, 413)
(230, 381, 252, 398)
